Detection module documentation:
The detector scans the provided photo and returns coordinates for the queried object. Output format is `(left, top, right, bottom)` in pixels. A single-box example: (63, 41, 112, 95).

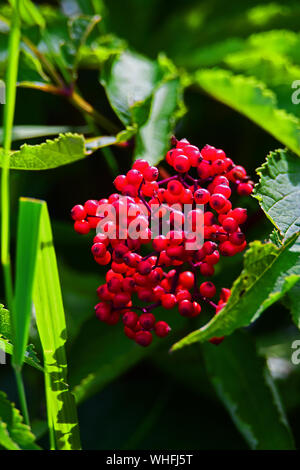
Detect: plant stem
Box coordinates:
(1, 0, 21, 313)
(1, 0, 30, 425)
(14, 367, 30, 426)
(70, 91, 120, 134)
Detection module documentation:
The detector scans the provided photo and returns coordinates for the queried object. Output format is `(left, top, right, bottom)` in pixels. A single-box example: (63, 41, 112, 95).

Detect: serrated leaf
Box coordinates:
(203, 331, 295, 450)
(0, 335, 43, 371)
(194, 68, 300, 156)
(284, 282, 300, 329)
(171, 234, 300, 352)
(0, 133, 85, 170)
(0, 391, 40, 450)
(253, 149, 300, 242)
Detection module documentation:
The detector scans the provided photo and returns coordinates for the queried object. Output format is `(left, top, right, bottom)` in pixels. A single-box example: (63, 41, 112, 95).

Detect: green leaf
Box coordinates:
(253, 149, 300, 243)
(194, 68, 300, 156)
(12, 198, 43, 368)
(0, 391, 40, 450)
(0, 334, 43, 371)
(0, 304, 11, 340)
(202, 331, 295, 450)
(33, 200, 81, 450)
(101, 50, 161, 127)
(171, 234, 300, 352)
(9, 0, 45, 28)
(101, 51, 185, 164)
(0, 133, 86, 170)
(134, 76, 185, 165)
(284, 282, 300, 329)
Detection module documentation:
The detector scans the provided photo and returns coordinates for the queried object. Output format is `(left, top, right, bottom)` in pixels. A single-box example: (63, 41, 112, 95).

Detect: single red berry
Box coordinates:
(220, 288, 231, 302)
(140, 313, 156, 330)
(200, 262, 214, 276)
(167, 180, 183, 195)
(155, 321, 171, 337)
(153, 235, 168, 252)
(126, 169, 143, 186)
(197, 160, 211, 179)
(161, 293, 177, 309)
(200, 281, 216, 298)
(137, 260, 152, 275)
(135, 330, 153, 347)
(107, 277, 122, 293)
(229, 231, 245, 245)
(222, 217, 238, 233)
(219, 241, 239, 257)
(194, 188, 210, 204)
(184, 145, 202, 166)
(132, 159, 150, 173)
(178, 300, 194, 317)
(174, 155, 191, 173)
(230, 208, 247, 224)
(209, 193, 227, 211)
(95, 302, 111, 322)
(201, 145, 218, 161)
(144, 166, 159, 181)
(122, 311, 138, 328)
(114, 174, 127, 191)
(71, 204, 86, 221)
(237, 182, 253, 196)
(84, 199, 98, 216)
(232, 165, 247, 180)
(213, 184, 231, 199)
(74, 220, 90, 234)
(91, 242, 106, 258)
(178, 271, 195, 289)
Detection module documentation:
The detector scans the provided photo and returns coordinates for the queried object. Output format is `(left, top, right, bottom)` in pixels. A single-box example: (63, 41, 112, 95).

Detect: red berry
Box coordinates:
(140, 313, 156, 330)
(222, 217, 238, 233)
(197, 160, 211, 179)
(114, 174, 127, 191)
(161, 293, 177, 309)
(230, 208, 247, 224)
(84, 199, 98, 216)
(237, 182, 253, 196)
(133, 159, 149, 173)
(200, 281, 216, 298)
(209, 193, 227, 211)
(144, 166, 159, 181)
(135, 330, 153, 347)
(91, 242, 106, 258)
(201, 145, 218, 161)
(194, 188, 210, 204)
(71, 204, 86, 221)
(122, 311, 138, 328)
(178, 300, 194, 317)
(178, 271, 194, 290)
(155, 321, 171, 337)
(74, 220, 90, 234)
(174, 155, 191, 173)
(126, 169, 143, 186)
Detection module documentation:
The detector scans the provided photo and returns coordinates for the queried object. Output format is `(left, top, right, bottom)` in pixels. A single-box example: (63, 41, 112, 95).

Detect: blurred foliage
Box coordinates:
(0, 0, 300, 450)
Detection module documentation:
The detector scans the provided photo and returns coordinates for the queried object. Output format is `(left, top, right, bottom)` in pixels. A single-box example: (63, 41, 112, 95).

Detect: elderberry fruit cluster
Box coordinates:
(71, 137, 253, 347)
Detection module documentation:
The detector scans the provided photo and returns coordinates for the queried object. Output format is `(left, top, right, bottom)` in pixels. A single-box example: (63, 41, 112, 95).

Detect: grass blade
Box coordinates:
(13, 198, 42, 368)
(33, 200, 81, 450)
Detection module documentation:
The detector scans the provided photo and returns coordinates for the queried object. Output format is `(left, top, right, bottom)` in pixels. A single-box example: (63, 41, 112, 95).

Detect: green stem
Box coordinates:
(14, 367, 30, 426)
(1, 0, 30, 426)
(1, 0, 21, 312)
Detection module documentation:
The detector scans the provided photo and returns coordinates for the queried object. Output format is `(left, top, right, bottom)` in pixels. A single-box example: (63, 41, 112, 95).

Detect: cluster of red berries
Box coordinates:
(71, 137, 253, 347)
